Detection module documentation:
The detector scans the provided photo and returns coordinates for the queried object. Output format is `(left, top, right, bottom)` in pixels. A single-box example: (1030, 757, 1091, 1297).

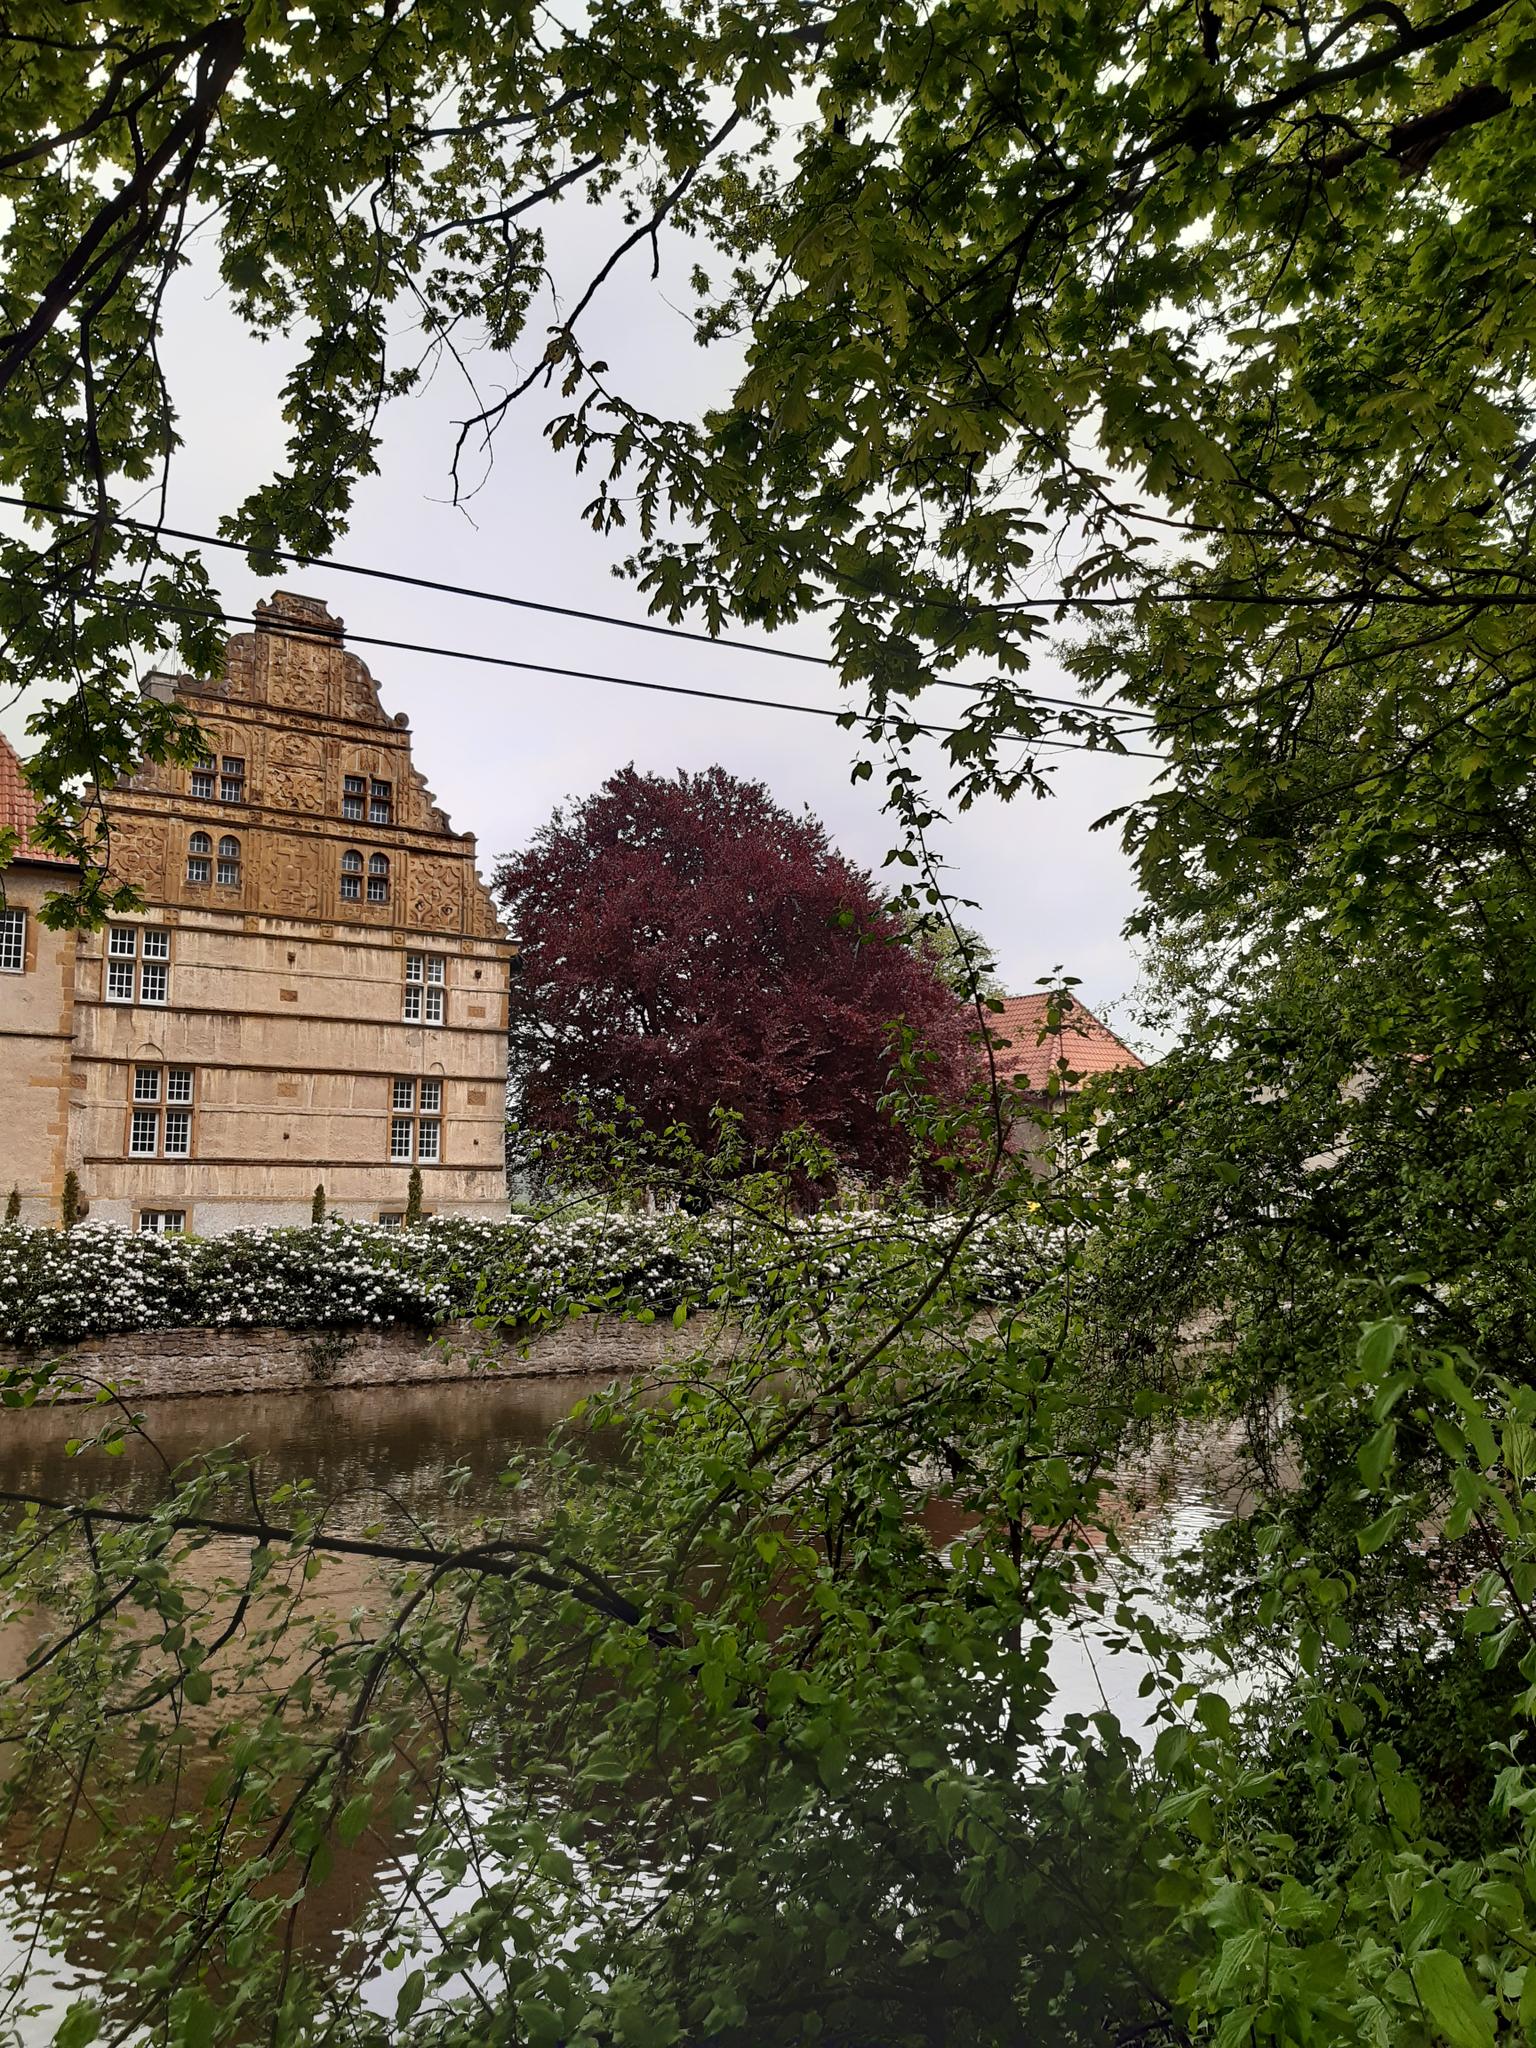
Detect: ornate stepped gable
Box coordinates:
(107, 591, 502, 940)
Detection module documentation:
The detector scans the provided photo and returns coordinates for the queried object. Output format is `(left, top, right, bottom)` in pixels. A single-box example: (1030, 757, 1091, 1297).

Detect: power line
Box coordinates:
(0, 492, 1155, 727)
(89, 589, 1163, 759)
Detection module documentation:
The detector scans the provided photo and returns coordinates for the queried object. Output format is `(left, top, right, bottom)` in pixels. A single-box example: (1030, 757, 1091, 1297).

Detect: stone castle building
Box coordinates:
(0, 594, 511, 1232)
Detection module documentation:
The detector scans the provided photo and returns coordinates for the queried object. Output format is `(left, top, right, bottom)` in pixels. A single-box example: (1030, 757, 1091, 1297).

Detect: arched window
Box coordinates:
(217, 834, 241, 886)
(340, 849, 363, 902)
(186, 831, 211, 885)
(367, 852, 390, 904)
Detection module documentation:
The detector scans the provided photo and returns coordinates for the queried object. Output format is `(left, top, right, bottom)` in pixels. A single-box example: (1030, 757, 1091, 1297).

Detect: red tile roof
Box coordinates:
(982, 992, 1143, 1094)
(0, 733, 74, 869)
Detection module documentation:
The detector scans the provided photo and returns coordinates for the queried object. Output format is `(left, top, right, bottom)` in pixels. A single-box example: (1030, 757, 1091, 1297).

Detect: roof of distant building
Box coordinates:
(982, 991, 1143, 1094)
(0, 733, 75, 870)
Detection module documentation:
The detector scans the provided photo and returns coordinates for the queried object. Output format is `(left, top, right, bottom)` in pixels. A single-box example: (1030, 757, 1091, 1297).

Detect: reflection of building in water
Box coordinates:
(0, 595, 511, 1231)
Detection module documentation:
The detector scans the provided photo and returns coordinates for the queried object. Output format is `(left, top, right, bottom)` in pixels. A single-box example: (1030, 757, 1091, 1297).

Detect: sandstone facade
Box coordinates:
(0, 594, 513, 1230)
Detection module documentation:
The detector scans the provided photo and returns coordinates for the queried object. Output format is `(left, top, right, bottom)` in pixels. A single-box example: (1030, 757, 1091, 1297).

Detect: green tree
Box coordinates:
(310, 1183, 326, 1226)
(3, 1186, 18, 1226)
(405, 1166, 423, 1226)
(59, 1169, 81, 1229)
(3, 4, 1536, 2045)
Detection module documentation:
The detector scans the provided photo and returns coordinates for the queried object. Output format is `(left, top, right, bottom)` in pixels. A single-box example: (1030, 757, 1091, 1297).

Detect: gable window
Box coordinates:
(128, 1066, 195, 1157)
(0, 908, 24, 973)
(369, 778, 393, 825)
(342, 773, 365, 822)
(106, 927, 171, 1006)
(186, 831, 212, 885)
(403, 952, 444, 1025)
(217, 835, 241, 887)
(220, 756, 245, 804)
(367, 852, 390, 904)
(388, 1077, 441, 1161)
(340, 849, 363, 902)
(190, 754, 216, 801)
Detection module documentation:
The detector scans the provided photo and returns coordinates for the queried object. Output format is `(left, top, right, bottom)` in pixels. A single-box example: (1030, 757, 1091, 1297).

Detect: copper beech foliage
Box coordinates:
(495, 766, 972, 1180)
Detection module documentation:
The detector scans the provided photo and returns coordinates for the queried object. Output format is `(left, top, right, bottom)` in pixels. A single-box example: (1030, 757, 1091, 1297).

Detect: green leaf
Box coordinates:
(1357, 1421, 1397, 1488)
(54, 2006, 99, 2048)
(397, 1970, 426, 2022)
(1357, 1319, 1405, 1378)
(1357, 1505, 1405, 1555)
(1410, 1950, 1494, 2048)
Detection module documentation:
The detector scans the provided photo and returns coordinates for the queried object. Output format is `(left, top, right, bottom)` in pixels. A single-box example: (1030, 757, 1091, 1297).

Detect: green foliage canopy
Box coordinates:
(3, 0, 1536, 2043)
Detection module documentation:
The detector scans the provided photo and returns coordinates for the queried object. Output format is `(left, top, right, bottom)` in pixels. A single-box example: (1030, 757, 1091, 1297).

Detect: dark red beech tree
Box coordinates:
(496, 767, 970, 1180)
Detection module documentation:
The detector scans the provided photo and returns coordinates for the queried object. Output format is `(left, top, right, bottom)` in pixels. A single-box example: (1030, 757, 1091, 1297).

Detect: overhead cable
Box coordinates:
(90, 590, 1164, 760)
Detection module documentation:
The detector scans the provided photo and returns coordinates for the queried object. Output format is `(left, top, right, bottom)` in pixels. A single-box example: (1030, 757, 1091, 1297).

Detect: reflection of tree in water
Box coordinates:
(0, 1374, 636, 2039)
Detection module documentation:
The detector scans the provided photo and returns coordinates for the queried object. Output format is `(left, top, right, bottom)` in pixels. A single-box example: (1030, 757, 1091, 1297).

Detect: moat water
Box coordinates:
(0, 1373, 1246, 2044)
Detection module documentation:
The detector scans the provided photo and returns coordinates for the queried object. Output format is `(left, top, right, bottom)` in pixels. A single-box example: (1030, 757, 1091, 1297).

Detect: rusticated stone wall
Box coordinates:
(0, 1313, 732, 1404)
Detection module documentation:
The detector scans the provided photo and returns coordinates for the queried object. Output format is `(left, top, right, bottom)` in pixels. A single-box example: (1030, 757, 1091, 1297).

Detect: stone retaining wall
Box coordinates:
(0, 1314, 731, 1404)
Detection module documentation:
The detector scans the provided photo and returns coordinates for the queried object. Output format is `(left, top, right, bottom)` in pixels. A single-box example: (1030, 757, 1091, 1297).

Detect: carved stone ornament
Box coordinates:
(408, 856, 463, 933)
(103, 813, 167, 892)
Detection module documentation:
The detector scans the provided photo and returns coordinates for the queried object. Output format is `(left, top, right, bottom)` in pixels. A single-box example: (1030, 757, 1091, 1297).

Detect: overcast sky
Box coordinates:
(2, 204, 1162, 1044)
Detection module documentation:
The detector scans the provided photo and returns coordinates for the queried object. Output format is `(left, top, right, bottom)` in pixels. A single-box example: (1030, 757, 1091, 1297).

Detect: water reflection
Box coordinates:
(0, 1376, 1247, 2044)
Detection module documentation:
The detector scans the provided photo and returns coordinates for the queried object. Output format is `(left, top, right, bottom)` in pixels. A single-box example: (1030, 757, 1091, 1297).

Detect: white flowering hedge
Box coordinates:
(0, 1212, 1044, 1348)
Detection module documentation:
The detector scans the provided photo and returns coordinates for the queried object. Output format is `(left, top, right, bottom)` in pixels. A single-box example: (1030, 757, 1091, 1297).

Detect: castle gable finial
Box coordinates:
(254, 592, 344, 639)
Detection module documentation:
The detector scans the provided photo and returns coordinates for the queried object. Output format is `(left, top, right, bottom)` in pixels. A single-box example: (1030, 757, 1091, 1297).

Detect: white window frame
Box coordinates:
(404, 953, 445, 1025)
(0, 907, 24, 974)
(129, 1067, 194, 1155)
(138, 1210, 187, 1235)
(106, 926, 171, 1004)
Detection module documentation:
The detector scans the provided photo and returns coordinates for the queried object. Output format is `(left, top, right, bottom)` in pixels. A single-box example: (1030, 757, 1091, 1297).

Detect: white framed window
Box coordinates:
(190, 755, 216, 801)
(220, 755, 245, 804)
(341, 849, 363, 903)
(0, 907, 24, 973)
(127, 1066, 195, 1155)
(404, 952, 446, 1026)
(138, 1210, 186, 1235)
(217, 835, 241, 887)
(187, 831, 212, 885)
(369, 778, 393, 825)
(389, 1078, 443, 1161)
(107, 927, 171, 1002)
(342, 774, 365, 822)
(367, 852, 389, 904)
